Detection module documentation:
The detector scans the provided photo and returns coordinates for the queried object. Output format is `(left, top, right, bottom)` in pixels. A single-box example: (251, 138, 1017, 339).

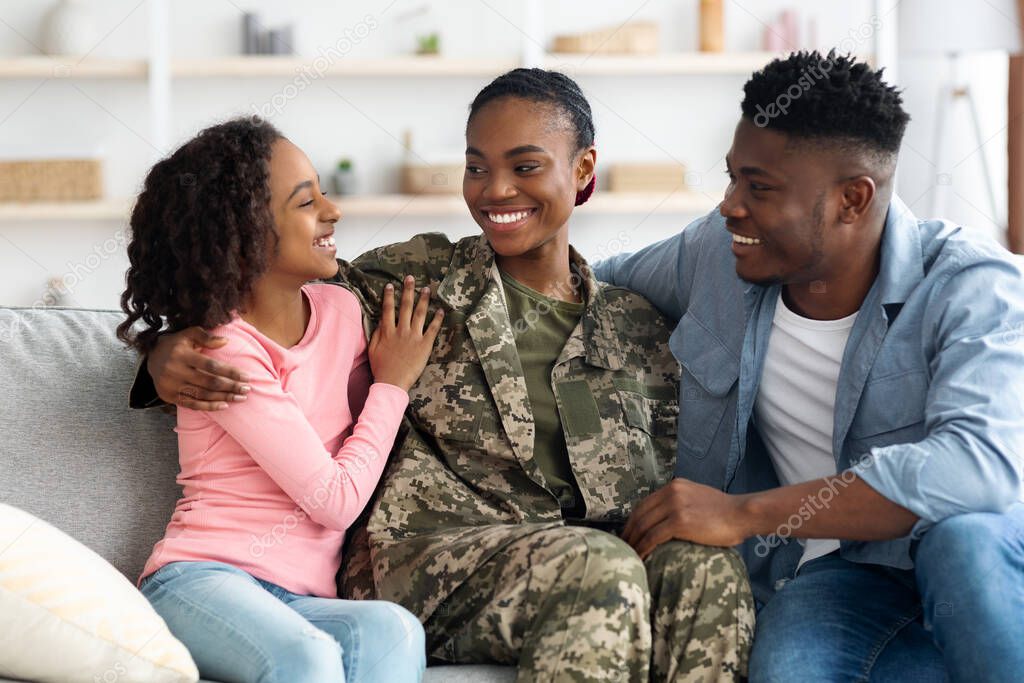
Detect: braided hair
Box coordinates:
(117, 117, 283, 353)
(468, 68, 596, 204)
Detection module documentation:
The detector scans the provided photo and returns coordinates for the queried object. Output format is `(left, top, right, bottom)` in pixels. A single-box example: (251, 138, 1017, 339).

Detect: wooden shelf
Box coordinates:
(0, 56, 147, 79)
(172, 56, 518, 78)
(0, 53, 871, 80)
(0, 191, 715, 222)
(0, 55, 515, 80)
(583, 190, 716, 214)
(545, 51, 788, 76)
(173, 52, 865, 78)
(0, 199, 132, 220)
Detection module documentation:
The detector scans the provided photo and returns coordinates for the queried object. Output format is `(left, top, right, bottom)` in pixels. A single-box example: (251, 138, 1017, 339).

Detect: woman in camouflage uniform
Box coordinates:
(141, 70, 754, 682)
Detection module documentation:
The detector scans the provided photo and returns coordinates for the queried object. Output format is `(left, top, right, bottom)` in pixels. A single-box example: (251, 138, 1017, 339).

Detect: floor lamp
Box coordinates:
(902, 0, 1021, 246)
(927, 53, 1000, 221)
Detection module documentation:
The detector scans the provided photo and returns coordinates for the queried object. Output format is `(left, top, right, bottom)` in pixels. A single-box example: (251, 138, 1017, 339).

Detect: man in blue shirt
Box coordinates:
(599, 51, 1024, 681)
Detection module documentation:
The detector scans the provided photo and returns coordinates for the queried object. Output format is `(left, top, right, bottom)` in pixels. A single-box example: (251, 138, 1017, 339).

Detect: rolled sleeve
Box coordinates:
(854, 253, 1024, 535)
(855, 432, 1020, 538)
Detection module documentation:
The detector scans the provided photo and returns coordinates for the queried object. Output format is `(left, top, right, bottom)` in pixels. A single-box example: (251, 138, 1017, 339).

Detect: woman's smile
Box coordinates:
(479, 206, 539, 232)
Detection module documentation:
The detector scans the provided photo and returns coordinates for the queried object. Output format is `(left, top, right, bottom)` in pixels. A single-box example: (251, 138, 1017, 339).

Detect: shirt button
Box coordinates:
(774, 578, 790, 591)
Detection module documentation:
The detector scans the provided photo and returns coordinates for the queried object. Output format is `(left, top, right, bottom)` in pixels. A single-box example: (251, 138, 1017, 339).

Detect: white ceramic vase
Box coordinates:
(42, 0, 99, 56)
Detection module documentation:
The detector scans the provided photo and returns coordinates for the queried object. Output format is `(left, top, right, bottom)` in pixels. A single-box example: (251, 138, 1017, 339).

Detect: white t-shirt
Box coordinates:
(754, 291, 859, 568)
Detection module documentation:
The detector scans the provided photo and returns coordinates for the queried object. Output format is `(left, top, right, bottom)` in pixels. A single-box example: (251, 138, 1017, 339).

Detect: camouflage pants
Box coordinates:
(425, 526, 754, 682)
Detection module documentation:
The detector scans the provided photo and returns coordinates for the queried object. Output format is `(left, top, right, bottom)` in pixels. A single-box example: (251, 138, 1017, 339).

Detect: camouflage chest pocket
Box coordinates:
(615, 377, 679, 489)
(409, 361, 490, 443)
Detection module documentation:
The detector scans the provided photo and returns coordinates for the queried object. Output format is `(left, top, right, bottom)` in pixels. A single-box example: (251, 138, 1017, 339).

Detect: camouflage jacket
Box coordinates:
(334, 233, 680, 621)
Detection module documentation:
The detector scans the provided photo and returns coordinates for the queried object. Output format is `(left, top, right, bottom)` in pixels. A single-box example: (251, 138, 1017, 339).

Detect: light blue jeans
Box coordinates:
(140, 561, 425, 683)
(749, 506, 1024, 682)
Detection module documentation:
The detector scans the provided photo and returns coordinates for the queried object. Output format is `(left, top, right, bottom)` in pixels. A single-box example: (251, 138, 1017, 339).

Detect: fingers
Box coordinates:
(634, 519, 676, 560)
(624, 497, 674, 548)
(179, 349, 250, 393)
(380, 282, 396, 331)
(190, 370, 249, 397)
(398, 275, 416, 330)
(199, 390, 247, 404)
(176, 386, 229, 412)
(176, 382, 247, 406)
(411, 286, 431, 332)
(425, 308, 444, 341)
(622, 487, 666, 544)
(198, 355, 249, 382)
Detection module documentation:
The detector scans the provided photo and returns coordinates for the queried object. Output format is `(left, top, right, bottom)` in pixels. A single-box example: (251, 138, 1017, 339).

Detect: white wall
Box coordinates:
(896, 51, 1009, 240)
(5, 0, 1004, 312)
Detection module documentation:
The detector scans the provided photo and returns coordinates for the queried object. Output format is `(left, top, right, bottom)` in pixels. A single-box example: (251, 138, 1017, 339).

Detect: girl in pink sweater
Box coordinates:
(118, 118, 440, 683)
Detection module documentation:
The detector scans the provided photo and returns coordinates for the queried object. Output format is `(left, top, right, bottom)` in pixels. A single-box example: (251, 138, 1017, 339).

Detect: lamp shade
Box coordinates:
(900, 0, 1022, 54)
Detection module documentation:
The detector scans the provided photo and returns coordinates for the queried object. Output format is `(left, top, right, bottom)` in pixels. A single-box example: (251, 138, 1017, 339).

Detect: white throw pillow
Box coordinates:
(0, 503, 198, 683)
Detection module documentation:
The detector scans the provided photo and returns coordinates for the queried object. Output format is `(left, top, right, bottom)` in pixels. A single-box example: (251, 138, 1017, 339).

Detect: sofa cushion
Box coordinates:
(0, 503, 198, 682)
(0, 307, 180, 581)
(0, 307, 516, 681)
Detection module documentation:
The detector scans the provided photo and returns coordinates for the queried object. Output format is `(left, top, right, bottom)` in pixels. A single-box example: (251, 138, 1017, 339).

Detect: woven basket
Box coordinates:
(552, 22, 659, 55)
(400, 162, 464, 195)
(609, 162, 686, 192)
(0, 159, 103, 201)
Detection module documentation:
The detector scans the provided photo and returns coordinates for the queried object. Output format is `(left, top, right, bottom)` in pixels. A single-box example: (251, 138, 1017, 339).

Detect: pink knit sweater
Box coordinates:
(139, 284, 408, 597)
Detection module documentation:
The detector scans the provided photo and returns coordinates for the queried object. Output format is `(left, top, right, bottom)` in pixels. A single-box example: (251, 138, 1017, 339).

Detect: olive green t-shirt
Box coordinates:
(501, 271, 586, 517)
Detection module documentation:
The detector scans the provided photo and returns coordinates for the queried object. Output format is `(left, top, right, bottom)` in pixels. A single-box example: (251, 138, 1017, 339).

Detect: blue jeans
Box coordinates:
(139, 561, 426, 683)
(749, 506, 1024, 682)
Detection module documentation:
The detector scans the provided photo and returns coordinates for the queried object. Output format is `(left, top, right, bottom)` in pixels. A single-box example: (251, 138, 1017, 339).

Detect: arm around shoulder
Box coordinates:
(200, 329, 407, 531)
(591, 210, 721, 321)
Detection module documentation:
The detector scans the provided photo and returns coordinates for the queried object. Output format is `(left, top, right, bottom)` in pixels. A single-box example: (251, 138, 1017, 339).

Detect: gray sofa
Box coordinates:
(0, 306, 514, 683)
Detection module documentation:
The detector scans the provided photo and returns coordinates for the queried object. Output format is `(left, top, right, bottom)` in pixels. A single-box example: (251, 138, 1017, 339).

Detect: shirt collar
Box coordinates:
(435, 235, 624, 371)
(875, 195, 925, 306)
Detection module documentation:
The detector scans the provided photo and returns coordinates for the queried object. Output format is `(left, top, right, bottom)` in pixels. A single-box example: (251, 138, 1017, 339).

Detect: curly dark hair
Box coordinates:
(468, 68, 595, 154)
(741, 50, 910, 155)
(117, 117, 283, 353)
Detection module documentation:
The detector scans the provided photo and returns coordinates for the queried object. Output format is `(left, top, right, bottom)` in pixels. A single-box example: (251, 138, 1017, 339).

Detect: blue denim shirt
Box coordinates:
(594, 197, 1024, 605)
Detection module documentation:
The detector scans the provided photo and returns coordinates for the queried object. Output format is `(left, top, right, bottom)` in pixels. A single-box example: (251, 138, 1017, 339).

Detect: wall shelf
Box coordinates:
(0, 57, 147, 79)
(0, 53, 871, 81)
(546, 51, 792, 76)
(0, 199, 132, 221)
(172, 56, 518, 78)
(0, 191, 716, 222)
(170, 53, 811, 78)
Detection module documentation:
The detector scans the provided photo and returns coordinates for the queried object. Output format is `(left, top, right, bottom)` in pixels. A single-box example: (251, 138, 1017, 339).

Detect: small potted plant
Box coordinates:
(331, 158, 357, 195)
(416, 32, 440, 55)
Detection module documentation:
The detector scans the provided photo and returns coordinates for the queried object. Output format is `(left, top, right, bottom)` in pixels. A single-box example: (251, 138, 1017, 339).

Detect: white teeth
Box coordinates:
(732, 234, 762, 245)
(314, 236, 335, 248)
(487, 210, 530, 224)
